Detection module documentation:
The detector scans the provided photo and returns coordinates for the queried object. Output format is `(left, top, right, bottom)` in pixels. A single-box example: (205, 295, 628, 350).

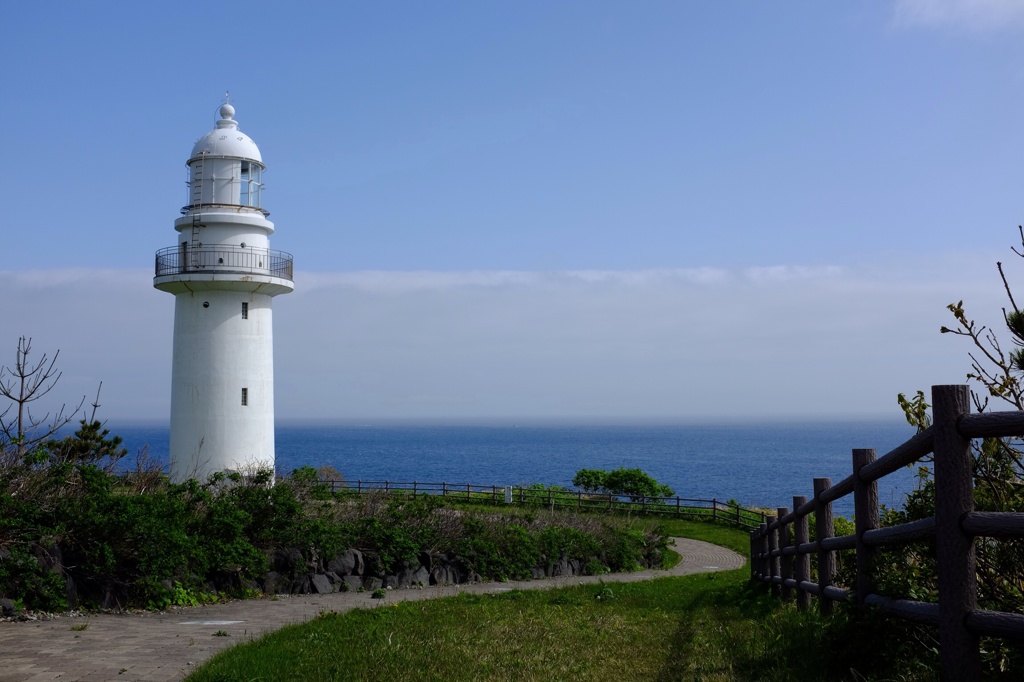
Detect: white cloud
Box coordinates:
(892, 0, 1024, 30)
(0, 256, 1007, 422)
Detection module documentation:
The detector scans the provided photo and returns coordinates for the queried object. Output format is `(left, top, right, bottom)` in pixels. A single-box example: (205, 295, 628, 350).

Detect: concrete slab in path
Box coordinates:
(0, 537, 744, 682)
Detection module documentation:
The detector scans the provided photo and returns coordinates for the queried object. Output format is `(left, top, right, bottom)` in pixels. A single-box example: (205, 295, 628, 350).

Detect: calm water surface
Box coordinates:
(110, 419, 922, 518)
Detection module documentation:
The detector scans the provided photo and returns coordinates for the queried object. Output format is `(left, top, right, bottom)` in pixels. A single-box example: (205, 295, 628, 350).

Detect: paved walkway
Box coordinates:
(0, 538, 744, 682)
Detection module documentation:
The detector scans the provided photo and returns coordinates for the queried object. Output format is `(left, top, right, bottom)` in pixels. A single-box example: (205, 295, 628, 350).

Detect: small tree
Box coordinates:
(0, 337, 85, 458)
(572, 467, 673, 501)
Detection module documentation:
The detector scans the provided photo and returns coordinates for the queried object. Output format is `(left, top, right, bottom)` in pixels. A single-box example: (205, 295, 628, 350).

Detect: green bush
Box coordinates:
(572, 467, 674, 501)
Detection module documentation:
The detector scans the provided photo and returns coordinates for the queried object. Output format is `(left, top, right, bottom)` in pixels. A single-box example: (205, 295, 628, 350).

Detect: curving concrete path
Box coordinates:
(0, 538, 744, 681)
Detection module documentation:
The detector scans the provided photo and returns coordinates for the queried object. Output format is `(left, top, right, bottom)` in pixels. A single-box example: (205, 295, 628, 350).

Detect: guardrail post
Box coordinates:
(793, 495, 810, 611)
(357, 480, 362, 494)
(676, 496, 681, 516)
(385, 480, 390, 493)
(767, 515, 780, 597)
(467, 483, 471, 501)
(713, 498, 718, 522)
(853, 448, 878, 612)
(777, 507, 792, 601)
(932, 384, 980, 682)
(813, 477, 835, 616)
(412, 481, 418, 496)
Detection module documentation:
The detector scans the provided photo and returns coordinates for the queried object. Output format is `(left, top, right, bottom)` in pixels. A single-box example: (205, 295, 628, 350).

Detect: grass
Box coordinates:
(185, 520, 904, 682)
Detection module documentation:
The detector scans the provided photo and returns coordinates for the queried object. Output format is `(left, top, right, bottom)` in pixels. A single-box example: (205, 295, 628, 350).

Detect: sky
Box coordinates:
(1, 0, 1024, 423)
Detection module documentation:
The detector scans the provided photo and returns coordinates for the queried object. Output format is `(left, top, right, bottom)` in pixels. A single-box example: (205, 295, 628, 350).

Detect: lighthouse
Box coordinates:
(154, 103, 293, 483)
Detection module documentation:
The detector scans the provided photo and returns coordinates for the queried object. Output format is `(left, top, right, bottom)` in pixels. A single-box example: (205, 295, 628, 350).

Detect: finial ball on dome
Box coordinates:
(219, 103, 236, 120)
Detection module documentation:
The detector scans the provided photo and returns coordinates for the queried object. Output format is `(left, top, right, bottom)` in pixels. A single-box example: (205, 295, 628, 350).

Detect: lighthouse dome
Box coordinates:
(190, 104, 263, 162)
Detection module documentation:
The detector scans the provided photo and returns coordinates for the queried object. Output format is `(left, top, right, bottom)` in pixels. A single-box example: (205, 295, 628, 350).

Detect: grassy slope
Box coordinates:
(187, 518, 876, 682)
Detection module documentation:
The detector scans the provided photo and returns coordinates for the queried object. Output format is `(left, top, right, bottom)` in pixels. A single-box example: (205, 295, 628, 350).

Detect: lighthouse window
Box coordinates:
(240, 162, 263, 208)
(241, 388, 248, 406)
(241, 302, 249, 319)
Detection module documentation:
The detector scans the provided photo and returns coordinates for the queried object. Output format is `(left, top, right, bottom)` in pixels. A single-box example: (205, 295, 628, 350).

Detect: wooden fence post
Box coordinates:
(793, 495, 810, 611)
(813, 477, 836, 616)
(777, 507, 792, 601)
(767, 515, 780, 597)
(750, 531, 757, 579)
(758, 522, 769, 583)
(713, 498, 718, 522)
(357, 480, 362, 494)
(932, 384, 980, 682)
(853, 448, 878, 612)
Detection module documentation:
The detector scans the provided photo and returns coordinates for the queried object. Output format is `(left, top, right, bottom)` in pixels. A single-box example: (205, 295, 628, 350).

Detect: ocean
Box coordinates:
(109, 419, 923, 519)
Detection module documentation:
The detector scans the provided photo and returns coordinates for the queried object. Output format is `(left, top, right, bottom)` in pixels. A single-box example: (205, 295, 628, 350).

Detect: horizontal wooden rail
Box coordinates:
(965, 610, 1024, 641)
(864, 595, 940, 626)
(863, 517, 936, 547)
(859, 428, 935, 483)
(958, 411, 1024, 439)
(960, 511, 1024, 538)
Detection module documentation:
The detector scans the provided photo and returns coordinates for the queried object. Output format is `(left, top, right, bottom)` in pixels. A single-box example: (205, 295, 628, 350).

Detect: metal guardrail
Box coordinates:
(154, 245, 293, 280)
(317, 479, 768, 530)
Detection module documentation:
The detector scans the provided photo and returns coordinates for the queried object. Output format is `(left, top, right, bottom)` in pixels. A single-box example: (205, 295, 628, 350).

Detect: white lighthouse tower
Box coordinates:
(154, 103, 293, 483)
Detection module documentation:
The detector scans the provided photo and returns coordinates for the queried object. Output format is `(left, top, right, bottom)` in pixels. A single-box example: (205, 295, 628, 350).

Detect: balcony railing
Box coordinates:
(155, 245, 293, 281)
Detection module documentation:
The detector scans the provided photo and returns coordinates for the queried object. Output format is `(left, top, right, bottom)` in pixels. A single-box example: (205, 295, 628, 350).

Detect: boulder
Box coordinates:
(326, 551, 352, 575)
(531, 567, 545, 580)
(290, 575, 312, 595)
(325, 571, 342, 586)
(310, 574, 333, 595)
(383, 575, 399, 589)
(263, 571, 283, 594)
(342, 575, 363, 592)
(272, 548, 304, 573)
(412, 566, 430, 586)
(0, 598, 15, 617)
(364, 577, 383, 592)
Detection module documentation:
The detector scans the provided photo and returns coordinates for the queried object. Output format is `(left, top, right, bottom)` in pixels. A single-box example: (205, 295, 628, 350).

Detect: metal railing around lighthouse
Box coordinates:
(155, 245, 293, 281)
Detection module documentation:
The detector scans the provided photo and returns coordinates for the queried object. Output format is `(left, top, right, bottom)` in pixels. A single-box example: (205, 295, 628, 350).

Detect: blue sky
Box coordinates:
(2, 1, 1023, 422)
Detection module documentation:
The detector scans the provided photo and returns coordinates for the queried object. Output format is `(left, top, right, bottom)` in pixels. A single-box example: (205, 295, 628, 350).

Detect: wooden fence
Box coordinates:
(750, 385, 1024, 681)
(320, 478, 767, 530)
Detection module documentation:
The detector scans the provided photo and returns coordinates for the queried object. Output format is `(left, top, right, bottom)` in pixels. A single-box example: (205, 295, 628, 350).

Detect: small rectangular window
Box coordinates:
(241, 388, 248, 406)
(241, 302, 249, 319)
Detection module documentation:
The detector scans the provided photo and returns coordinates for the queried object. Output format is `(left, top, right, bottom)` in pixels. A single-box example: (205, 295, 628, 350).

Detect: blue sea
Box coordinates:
(108, 419, 923, 519)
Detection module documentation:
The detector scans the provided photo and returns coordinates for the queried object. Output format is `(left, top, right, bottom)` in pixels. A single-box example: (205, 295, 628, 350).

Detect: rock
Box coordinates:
(552, 557, 573, 577)
(32, 544, 63, 574)
(272, 548, 304, 573)
(290, 575, 311, 595)
(310, 574, 333, 594)
(325, 571, 342, 586)
(0, 598, 16, 617)
(412, 566, 430, 586)
(531, 567, 545, 580)
(364, 577, 383, 591)
(383, 575, 399, 589)
(327, 548, 364, 576)
(263, 571, 282, 594)
(342, 575, 363, 592)
(160, 579, 174, 593)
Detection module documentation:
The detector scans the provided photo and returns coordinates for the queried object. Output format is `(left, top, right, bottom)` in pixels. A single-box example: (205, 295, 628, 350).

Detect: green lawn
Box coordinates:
(186, 519, 906, 682)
